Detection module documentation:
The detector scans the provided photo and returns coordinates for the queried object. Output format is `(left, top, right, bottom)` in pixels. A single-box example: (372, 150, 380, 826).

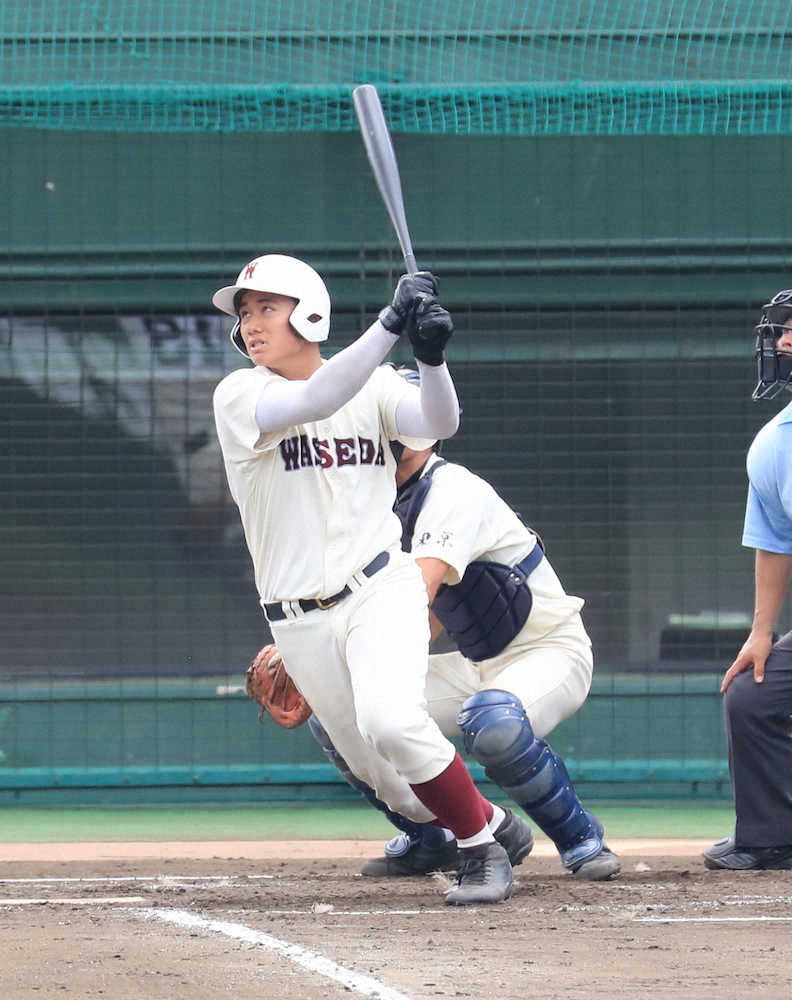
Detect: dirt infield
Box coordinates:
(2, 840, 791, 999)
(0, 837, 712, 862)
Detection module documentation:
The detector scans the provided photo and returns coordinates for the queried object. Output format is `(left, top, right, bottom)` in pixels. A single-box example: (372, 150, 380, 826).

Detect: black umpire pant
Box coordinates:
(725, 629, 792, 847)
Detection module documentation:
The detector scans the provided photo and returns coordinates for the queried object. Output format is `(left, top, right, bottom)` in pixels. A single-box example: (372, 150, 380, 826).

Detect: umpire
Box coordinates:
(704, 290, 792, 871)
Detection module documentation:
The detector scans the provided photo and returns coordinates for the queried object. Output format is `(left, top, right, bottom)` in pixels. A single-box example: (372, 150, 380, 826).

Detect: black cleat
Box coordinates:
(361, 832, 458, 877)
(570, 847, 622, 880)
(703, 837, 792, 871)
(444, 841, 515, 906)
(559, 814, 621, 880)
(493, 807, 534, 866)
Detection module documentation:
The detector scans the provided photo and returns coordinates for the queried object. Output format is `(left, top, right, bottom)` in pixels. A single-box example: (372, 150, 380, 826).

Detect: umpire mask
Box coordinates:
(753, 289, 792, 400)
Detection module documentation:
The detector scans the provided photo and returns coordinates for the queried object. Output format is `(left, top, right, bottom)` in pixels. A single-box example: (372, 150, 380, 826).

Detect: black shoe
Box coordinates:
(493, 807, 534, 866)
(559, 813, 621, 880)
(361, 832, 458, 877)
(703, 836, 792, 871)
(570, 847, 622, 880)
(444, 842, 514, 906)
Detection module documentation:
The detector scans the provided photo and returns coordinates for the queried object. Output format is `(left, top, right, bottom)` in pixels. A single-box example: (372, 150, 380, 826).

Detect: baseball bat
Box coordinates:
(352, 84, 418, 275)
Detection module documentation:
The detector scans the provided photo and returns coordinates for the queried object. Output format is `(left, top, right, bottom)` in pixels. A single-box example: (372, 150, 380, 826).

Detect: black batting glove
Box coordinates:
(408, 300, 454, 366)
(378, 271, 439, 335)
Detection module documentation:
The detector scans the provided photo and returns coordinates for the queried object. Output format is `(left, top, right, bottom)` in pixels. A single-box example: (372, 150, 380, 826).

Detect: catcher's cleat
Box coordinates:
(360, 831, 458, 877)
(444, 841, 514, 906)
(492, 807, 534, 866)
(702, 837, 792, 871)
(559, 814, 621, 880)
(569, 846, 622, 880)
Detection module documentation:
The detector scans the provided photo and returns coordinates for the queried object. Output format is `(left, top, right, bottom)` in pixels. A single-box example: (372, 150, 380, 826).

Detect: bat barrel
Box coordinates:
(352, 84, 418, 275)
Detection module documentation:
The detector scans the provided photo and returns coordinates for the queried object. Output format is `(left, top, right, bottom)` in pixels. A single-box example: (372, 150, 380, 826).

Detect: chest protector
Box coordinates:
(394, 461, 544, 661)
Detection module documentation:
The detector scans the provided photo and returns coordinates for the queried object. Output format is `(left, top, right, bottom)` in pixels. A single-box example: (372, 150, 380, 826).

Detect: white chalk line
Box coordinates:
(635, 915, 792, 923)
(0, 896, 148, 907)
(0, 875, 273, 884)
(4, 876, 792, 926)
(233, 908, 448, 916)
(549, 892, 792, 917)
(252, 901, 792, 918)
(140, 907, 415, 1000)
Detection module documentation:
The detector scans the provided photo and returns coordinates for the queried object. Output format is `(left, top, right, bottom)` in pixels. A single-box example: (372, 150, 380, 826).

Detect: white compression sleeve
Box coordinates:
(394, 362, 460, 440)
(254, 321, 399, 433)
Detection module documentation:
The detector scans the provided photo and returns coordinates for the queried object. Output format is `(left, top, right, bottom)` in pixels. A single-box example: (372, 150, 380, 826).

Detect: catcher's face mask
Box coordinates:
(753, 289, 792, 401)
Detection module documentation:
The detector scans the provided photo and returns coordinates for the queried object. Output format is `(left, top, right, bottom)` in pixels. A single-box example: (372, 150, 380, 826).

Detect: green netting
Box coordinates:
(2, 1, 792, 135)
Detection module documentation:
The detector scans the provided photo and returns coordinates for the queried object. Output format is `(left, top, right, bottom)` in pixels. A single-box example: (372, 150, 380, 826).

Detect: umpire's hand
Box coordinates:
(720, 630, 773, 692)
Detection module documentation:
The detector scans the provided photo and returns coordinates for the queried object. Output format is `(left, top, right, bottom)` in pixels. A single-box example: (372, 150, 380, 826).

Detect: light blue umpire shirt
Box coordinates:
(743, 398, 792, 553)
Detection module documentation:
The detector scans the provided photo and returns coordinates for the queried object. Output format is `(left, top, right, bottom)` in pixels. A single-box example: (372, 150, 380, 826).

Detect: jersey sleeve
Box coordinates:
(212, 368, 285, 459)
(410, 465, 482, 581)
(742, 483, 792, 553)
(375, 366, 437, 451)
(742, 416, 792, 553)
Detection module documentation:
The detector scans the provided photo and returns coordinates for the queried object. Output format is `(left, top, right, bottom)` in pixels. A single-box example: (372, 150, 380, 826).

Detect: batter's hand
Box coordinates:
(720, 630, 773, 693)
(408, 300, 454, 366)
(378, 271, 439, 335)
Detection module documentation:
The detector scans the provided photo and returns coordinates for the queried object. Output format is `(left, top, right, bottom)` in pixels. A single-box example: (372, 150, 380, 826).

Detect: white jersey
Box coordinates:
(213, 363, 418, 604)
(411, 454, 585, 640)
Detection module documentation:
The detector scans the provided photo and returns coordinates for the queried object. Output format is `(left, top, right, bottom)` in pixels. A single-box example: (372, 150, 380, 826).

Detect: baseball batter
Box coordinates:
(212, 254, 517, 904)
(308, 375, 620, 881)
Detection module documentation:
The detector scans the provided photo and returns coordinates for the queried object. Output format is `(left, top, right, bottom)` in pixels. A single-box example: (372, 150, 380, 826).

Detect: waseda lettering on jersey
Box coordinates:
(279, 435, 386, 471)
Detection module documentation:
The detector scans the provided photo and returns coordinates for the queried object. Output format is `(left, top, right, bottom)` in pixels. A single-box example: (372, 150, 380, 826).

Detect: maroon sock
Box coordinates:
(430, 812, 497, 829)
(410, 753, 493, 840)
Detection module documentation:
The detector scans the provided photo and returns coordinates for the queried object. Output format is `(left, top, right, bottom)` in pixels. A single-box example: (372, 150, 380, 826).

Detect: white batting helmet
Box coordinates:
(212, 254, 331, 357)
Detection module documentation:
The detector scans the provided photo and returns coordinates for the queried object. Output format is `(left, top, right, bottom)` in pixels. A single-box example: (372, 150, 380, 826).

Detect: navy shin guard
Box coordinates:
(457, 689, 605, 871)
(307, 715, 432, 842)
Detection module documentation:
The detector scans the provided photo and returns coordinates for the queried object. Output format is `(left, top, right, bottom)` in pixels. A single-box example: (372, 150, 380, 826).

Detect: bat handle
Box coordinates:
(403, 251, 418, 276)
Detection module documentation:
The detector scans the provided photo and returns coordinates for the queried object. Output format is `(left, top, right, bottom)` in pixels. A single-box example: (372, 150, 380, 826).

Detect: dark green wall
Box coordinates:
(3, 130, 792, 312)
(2, 129, 791, 678)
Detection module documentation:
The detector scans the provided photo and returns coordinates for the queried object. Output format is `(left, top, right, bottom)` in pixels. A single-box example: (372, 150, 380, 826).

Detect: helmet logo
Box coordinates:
(244, 262, 257, 279)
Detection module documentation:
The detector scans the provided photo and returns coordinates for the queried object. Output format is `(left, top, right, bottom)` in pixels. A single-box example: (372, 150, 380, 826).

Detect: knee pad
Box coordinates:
(456, 688, 531, 767)
(457, 689, 604, 868)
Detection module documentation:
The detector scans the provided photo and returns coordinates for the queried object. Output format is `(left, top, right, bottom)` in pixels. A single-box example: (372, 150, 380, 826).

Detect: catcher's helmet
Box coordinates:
(212, 254, 331, 357)
(753, 288, 792, 400)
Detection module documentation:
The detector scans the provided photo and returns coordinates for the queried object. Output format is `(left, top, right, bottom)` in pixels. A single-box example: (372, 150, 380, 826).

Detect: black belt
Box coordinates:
(264, 550, 390, 622)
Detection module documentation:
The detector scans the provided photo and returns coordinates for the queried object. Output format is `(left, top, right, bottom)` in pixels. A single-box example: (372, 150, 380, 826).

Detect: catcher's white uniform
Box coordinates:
(413, 455, 593, 740)
(214, 361, 459, 820)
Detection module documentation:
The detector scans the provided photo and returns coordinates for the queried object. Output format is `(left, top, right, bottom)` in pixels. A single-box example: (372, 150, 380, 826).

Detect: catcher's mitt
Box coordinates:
(245, 644, 313, 729)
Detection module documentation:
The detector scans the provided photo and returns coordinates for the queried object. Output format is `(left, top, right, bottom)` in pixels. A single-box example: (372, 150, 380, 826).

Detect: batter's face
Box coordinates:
(237, 290, 319, 377)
